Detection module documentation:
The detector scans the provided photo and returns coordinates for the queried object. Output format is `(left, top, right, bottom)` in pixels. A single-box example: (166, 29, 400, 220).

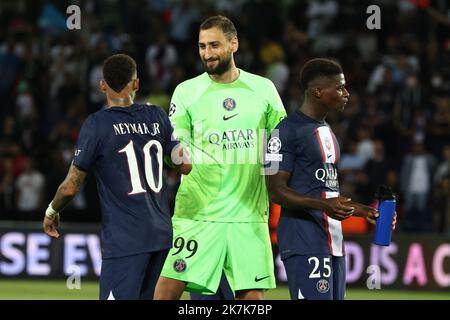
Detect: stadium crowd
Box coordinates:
(0, 0, 449, 234)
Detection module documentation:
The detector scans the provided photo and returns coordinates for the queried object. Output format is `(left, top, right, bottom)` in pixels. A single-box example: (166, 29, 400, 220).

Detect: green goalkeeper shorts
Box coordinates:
(160, 217, 276, 295)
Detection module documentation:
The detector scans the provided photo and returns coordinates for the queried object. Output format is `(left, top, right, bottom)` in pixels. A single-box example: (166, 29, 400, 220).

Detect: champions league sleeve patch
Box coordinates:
(265, 137, 283, 161)
(168, 103, 177, 117)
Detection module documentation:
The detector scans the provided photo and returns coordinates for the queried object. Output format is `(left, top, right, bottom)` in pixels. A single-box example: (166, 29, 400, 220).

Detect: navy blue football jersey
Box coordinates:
(267, 110, 344, 257)
(73, 104, 179, 258)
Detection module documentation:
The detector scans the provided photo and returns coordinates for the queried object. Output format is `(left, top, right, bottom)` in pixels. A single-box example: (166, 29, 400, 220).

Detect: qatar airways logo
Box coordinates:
(208, 128, 255, 150)
(315, 164, 339, 189)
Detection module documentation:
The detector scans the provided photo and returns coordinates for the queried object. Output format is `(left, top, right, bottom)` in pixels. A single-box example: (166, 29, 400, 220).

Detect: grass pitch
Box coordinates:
(0, 280, 449, 300)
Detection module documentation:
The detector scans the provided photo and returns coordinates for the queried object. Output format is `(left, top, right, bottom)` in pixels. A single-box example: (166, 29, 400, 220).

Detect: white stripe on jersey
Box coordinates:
(324, 191, 344, 256)
(316, 126, 338, 164)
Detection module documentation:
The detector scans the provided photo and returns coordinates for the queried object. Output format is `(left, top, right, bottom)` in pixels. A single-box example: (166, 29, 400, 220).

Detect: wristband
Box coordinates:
(45, 203, 60, 220)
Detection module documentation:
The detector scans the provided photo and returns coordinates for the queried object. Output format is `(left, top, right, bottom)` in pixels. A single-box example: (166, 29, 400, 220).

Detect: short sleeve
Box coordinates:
(73, 115, 99, 171)
(265, 120, 295, 173)
(157, 106, 180, 157)
(265, 80, 287, 136)
(168, 85, 192, 146)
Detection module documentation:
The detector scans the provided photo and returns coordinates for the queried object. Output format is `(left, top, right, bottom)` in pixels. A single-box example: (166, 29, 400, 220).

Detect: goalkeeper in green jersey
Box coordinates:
(154, 15, 286, 300)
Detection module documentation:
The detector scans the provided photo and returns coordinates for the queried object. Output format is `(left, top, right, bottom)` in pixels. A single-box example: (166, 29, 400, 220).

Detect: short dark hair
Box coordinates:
(102, 54, 137, 93)
(200, 15, 237, 40)
(299, 58, 343, 91)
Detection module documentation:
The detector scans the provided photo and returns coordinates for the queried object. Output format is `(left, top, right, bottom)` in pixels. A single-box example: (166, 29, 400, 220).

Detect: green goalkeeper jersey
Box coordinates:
(169, 69, 286, 222)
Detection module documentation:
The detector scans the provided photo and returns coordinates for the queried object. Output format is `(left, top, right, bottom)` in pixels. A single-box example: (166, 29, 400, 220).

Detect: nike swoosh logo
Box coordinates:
(254, 275, 270, 282)
(223, 113, 238, 121)
(327, 154, 333, 158)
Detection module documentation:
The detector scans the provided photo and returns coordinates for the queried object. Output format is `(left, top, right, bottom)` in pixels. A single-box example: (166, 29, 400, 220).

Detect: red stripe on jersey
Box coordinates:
(315, 129, 327, 162)
(322, 191, 334, 256)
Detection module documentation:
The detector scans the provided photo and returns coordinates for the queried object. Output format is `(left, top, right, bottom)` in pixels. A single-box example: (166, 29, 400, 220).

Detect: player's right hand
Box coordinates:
(323, 196, 355, 221)
(43, 214, 60, 238)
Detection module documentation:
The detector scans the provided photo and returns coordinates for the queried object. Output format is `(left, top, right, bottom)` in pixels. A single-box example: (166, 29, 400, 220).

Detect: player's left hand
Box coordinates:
(43, 214, 60, 238)
(361, 205, 379, 225)
(365, 209, 397, 230)
(350, 202, 379, 224)
(365, 206, 379, 225)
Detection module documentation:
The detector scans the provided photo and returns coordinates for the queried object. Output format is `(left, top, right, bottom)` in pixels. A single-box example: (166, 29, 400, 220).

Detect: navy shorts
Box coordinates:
(283, 254, 346, 300)
(99, 250, 169, 300)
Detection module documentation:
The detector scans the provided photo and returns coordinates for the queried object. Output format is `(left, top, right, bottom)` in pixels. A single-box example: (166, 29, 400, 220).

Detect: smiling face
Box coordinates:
(314, 73, 350, 112)
(198, 27, 238, 75)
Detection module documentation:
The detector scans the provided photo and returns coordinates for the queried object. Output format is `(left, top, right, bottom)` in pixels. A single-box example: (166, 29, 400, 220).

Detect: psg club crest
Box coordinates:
(267, 137, 282, 154)
(168, 103, 177, 117)
(222, 98, 236, 111)
(174, 259, 187, 273)
(316, 279, 330, 293)
(325, 137, 332, 151)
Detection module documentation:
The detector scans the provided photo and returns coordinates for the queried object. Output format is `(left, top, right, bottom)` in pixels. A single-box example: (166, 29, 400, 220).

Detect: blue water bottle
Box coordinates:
(373, 185, 396, 246)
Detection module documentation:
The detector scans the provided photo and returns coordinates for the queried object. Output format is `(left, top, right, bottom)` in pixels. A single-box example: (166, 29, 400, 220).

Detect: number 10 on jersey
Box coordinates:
(119, 140, 163, 194)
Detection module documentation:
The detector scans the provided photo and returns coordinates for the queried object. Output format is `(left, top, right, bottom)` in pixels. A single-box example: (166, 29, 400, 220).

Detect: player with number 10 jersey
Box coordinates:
(74, 103, 179, 259)
(43, 54, 191, 300)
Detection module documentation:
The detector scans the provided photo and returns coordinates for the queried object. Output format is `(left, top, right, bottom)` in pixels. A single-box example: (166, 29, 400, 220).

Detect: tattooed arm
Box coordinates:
(51, 164, 87, 211)
(43, 164, 87, 238)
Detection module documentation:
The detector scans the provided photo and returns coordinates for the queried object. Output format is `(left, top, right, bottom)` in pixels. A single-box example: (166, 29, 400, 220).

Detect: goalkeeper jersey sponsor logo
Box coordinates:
(208, 128, 256, 150)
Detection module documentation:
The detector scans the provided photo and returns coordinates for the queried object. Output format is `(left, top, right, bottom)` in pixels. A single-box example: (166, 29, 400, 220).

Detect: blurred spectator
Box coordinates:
(0, 116, 20, 146)
(88, 58, 106, 113)
(282, 21, 309, 65)
(0, 37, 21, 118)
(234, 37, 255, 71)
(48, 120, 78, 165)
(434, 145, 450, 186)
(400, 142, 437, 232)
(339, 140, 366, 201)
(0, 158, 16, 219)
(169, 0, 200, 47)
(15, 157, 45, 220)
(306, 0, 338, 38)
(356, 127, 375, 164)
(427, 95, 450, 156)
(15, 80, 36, 124)
(145, 33, 178, 92)
(284, 83, 303, 114)
(432, 174, 450, 234)
(361, 140, 396, 200)
(260, 41, 289, 95)
(110, 26, 133, 53)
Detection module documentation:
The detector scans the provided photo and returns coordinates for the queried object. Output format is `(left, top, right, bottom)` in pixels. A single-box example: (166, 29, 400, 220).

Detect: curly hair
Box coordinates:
(102, 54, 137, 93)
